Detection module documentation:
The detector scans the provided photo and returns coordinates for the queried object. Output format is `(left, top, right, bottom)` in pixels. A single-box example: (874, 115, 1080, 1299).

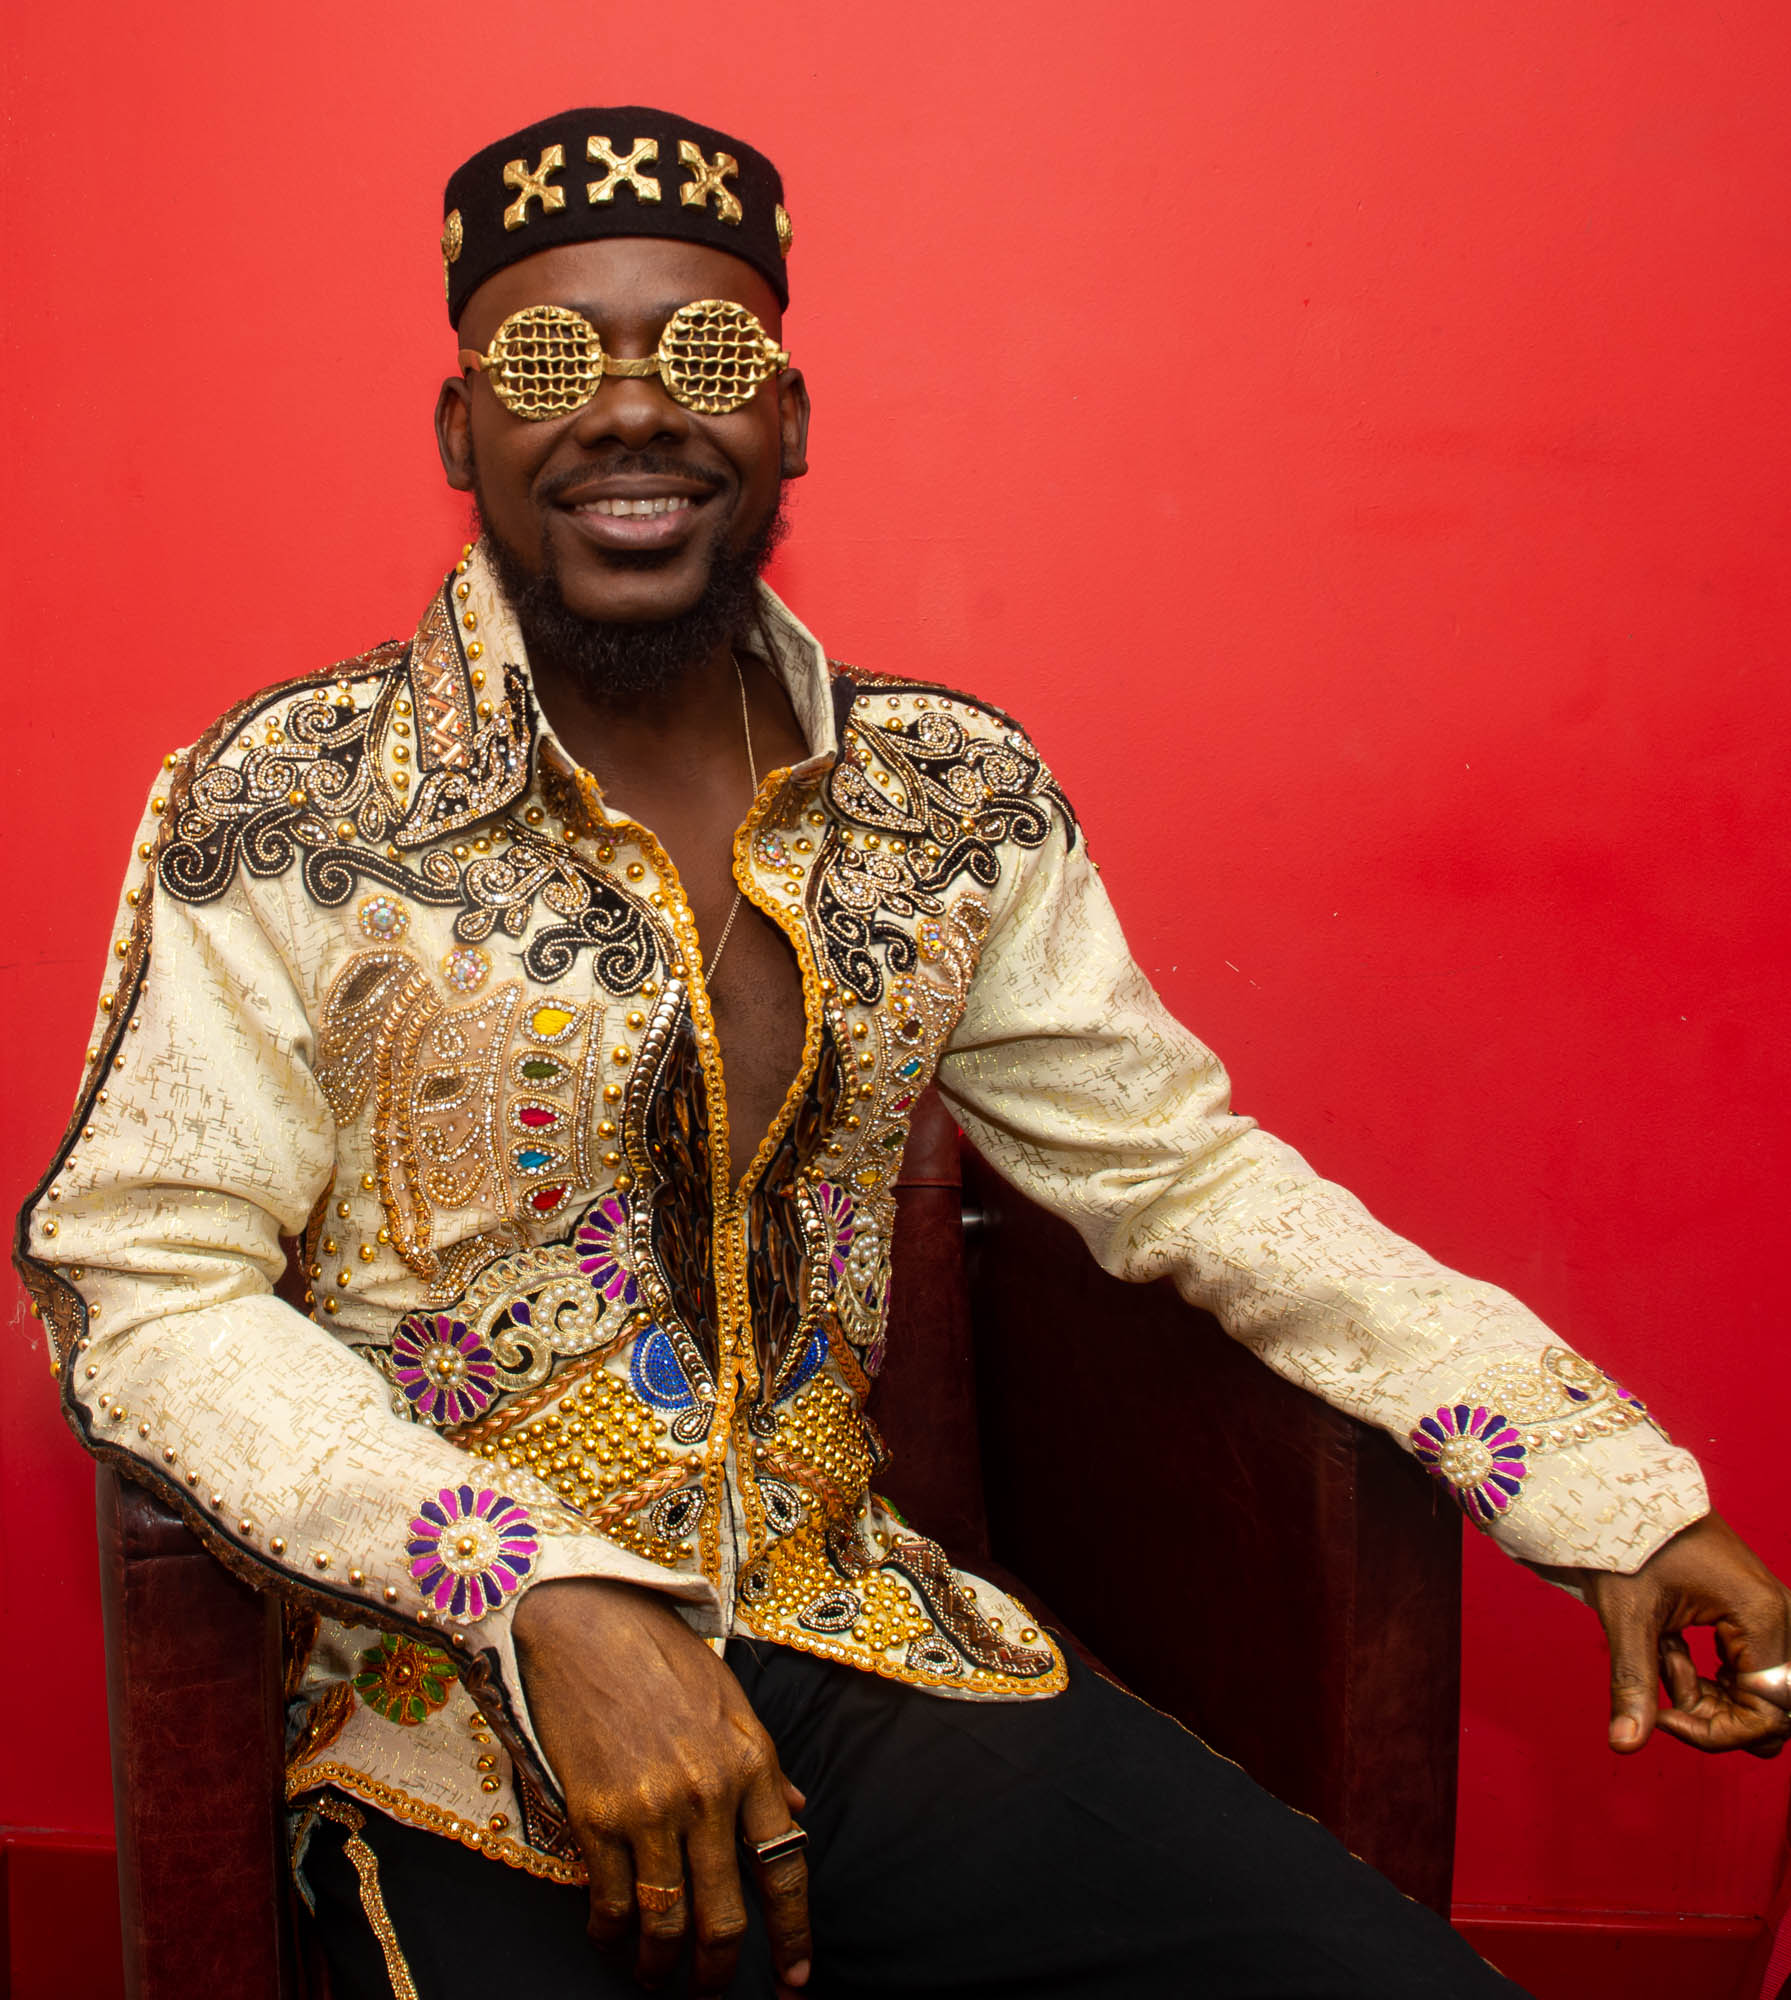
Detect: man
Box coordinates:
(16, 105, 1790, 1998)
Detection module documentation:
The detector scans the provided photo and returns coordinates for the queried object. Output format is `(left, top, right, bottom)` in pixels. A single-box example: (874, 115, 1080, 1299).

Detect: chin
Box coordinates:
(554, 562, 712, 627)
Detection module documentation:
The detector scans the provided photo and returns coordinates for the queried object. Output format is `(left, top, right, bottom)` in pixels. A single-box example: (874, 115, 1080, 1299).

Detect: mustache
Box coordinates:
(535, 454, 730, 506)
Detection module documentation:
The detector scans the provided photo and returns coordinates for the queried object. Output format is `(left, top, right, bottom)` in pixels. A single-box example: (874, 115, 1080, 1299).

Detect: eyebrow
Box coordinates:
(560, 297, 723, 330)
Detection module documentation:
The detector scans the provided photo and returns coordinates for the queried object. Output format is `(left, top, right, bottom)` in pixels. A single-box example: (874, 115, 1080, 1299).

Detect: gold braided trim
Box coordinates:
(727, 770, 832, 1564)
(592, 801, 743, 1583)
(733, 1613, 1070, 1699)
(289, 1766, 587, 1885)
(310, 1794, 423, 2000)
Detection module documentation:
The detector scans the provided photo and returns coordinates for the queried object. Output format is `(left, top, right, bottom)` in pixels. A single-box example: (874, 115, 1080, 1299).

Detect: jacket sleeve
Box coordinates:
(933, 811, 1708, 1574)
(16, 762, 717, 1775)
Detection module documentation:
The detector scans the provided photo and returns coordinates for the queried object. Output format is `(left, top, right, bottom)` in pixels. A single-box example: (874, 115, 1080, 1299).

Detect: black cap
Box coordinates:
(441, 105, 791, 325)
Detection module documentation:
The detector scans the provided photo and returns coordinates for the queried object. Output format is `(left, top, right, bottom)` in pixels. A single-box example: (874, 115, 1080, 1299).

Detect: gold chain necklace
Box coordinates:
(703, 655, 758, 980)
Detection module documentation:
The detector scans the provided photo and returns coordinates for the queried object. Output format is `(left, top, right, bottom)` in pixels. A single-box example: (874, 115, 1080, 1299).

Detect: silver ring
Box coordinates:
(747, 1824, 809, 1866)
(1732, 1662, 1791, 1713)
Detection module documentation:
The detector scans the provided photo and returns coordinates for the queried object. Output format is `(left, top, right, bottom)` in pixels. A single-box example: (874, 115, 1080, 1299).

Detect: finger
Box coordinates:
(741, 1761, 813, 1991)
(1659, 1633, 1700, 1712)
(783, 1778, 807, 1814)
(1600, 1591, 1662, 1752)
(685, 1814, 752, 1997)
(583, 1832, 637, 1953)
(630, 1831, 690, 1991)
(1653, 1673, 1791, 1755)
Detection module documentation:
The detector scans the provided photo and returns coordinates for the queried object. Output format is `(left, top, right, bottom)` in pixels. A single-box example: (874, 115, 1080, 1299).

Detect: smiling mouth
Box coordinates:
(573, 495, 696, 518)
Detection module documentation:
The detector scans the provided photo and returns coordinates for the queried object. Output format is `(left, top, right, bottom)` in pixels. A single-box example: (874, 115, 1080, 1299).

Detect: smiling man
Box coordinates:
(17, 106, 1791, 2000)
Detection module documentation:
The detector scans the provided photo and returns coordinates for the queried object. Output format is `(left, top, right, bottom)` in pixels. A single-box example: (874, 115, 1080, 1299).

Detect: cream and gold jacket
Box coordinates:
(17, 545, 1708, 1881)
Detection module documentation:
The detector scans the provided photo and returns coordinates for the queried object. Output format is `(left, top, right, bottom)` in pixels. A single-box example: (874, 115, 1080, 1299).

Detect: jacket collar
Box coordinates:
(385, 542, 839, 846)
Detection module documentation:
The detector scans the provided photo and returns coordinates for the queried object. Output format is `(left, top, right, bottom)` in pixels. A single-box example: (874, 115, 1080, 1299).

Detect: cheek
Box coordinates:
(469, 420, 557, 516)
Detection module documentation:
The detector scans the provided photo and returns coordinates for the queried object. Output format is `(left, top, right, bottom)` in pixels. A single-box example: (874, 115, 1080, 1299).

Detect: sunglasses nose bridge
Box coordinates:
(567, 356, 692, 444)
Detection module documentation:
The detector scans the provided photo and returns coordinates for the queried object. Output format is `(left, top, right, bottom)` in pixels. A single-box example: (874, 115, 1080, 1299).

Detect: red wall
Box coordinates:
(4, 0, 1787, 1945)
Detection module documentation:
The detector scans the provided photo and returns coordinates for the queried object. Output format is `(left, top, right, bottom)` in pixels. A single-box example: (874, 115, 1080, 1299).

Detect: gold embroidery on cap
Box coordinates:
(678, 141, 742, 225)
(774, 205, 793, 257)
(586, 136, 660, 204)
(440, 210, 463, 299)
(502, 146, 567, 231)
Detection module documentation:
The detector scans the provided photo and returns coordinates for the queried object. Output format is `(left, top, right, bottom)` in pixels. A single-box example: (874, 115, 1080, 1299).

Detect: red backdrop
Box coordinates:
(4, 0, 1787, 1949)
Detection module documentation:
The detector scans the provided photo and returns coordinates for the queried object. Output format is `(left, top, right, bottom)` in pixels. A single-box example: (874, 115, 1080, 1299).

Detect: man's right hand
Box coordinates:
(512, 1577, 812, 1995)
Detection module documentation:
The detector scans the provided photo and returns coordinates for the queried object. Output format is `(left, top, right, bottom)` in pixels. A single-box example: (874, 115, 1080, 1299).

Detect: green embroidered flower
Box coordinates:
(353, 1633, 457, 1725)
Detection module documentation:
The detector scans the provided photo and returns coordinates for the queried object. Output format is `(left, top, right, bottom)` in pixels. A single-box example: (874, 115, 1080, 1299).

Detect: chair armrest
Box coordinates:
(961, 1146, 1462, 1915)
(97, 1463, 295, 1998)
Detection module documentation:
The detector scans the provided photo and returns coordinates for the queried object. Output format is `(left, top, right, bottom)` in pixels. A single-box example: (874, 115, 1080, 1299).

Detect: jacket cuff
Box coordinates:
(1404, 1347, 1709, 1572)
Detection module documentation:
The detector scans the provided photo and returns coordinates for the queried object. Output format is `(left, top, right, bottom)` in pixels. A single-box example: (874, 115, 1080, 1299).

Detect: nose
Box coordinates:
(568, 367, 690, 452)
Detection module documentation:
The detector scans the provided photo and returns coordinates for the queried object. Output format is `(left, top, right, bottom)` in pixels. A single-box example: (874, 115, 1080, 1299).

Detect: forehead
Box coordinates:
(458, 237, 783, 346)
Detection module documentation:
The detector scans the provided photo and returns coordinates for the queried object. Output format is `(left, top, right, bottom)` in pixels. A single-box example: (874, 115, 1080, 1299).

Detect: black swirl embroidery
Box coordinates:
(815, 679, 1076, 1002)
(158, 650, 533, 908)
(745, 1027, 847, 1405)
(524, 900, 661, 990)
(459, 831, 664, 994)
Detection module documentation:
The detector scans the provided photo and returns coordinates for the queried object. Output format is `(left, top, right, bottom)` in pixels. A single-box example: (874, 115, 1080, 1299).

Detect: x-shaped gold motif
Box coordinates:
(586, 136, 661, 204)
(502, 146, 567, 232)
(678, 142, 742, 225)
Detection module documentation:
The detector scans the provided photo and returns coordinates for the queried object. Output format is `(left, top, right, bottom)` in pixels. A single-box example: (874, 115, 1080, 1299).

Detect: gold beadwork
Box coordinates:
(308, 1795, 423, 2000)
(502, 146, 566, 231)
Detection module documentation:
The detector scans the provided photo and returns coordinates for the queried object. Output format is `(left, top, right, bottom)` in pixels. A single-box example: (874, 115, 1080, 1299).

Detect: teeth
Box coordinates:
(585, 496, 692, 518)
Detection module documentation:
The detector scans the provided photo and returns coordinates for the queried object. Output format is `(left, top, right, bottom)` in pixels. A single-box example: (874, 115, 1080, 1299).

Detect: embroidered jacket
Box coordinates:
(17, 546, 1708, 1881)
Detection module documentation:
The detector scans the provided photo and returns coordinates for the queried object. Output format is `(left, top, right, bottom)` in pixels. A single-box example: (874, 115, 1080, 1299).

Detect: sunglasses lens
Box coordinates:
(660, 301, 783, 415)
(486, 306, 602, 420)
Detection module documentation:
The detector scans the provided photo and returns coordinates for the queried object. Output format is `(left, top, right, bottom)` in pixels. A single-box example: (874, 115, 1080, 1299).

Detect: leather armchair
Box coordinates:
(97, 1087, 1461, 1996)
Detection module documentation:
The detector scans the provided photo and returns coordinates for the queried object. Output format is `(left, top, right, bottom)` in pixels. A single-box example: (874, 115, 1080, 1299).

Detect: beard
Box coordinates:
(474, 457, 788, 702)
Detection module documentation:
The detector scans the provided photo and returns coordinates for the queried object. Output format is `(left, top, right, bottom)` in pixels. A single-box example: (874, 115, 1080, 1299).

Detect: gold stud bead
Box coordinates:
(383, 1585, 399, 1604)
(313, 1552, 330, 1570)
(270, 1537, 286, 1554)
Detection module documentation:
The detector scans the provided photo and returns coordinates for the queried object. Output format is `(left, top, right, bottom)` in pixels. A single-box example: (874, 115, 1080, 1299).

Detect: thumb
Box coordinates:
(1602, 1594, 1663, 1753)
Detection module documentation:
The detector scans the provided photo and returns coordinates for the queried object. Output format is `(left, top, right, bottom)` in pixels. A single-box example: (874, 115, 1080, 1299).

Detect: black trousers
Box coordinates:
(299, 1642, 1528, 1998)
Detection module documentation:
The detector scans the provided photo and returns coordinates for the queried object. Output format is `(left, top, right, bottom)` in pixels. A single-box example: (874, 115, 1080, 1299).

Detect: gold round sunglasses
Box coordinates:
(459, 299, 790, 421)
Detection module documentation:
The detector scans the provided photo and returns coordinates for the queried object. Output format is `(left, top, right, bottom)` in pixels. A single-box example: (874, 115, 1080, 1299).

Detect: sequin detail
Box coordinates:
(442, 946, 491, 993)
(390, 1312, 498, 1426)
(353, 1634, 457, 1724)
(406, 1485, 537, 1621)
(1411, 1405, 1529, 1525)
(356, 893, 409, 942)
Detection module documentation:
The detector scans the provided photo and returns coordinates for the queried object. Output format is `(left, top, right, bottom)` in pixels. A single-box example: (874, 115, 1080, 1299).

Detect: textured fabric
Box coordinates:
(298, 1642, 1532, 1998)
(16, 542, 1706, 1880)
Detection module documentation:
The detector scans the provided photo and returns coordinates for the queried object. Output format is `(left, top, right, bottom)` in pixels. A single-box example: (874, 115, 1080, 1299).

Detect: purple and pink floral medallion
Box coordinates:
(390, 1312, 498, 1427)
(575, 1193, 640, 1309)
(1410, 1404, 1528, 1525)
(406, 1485, 538, 1622)
(815, 1181, 857, 1282)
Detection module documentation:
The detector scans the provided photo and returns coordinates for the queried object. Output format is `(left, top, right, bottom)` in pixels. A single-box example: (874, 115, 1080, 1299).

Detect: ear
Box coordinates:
(436, 376, 475, 492)
(777, 368, 811, 480)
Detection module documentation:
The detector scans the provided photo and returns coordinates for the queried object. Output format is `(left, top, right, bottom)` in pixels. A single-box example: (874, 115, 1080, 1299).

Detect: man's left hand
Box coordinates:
(1544, 1511, 1791, 1758)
